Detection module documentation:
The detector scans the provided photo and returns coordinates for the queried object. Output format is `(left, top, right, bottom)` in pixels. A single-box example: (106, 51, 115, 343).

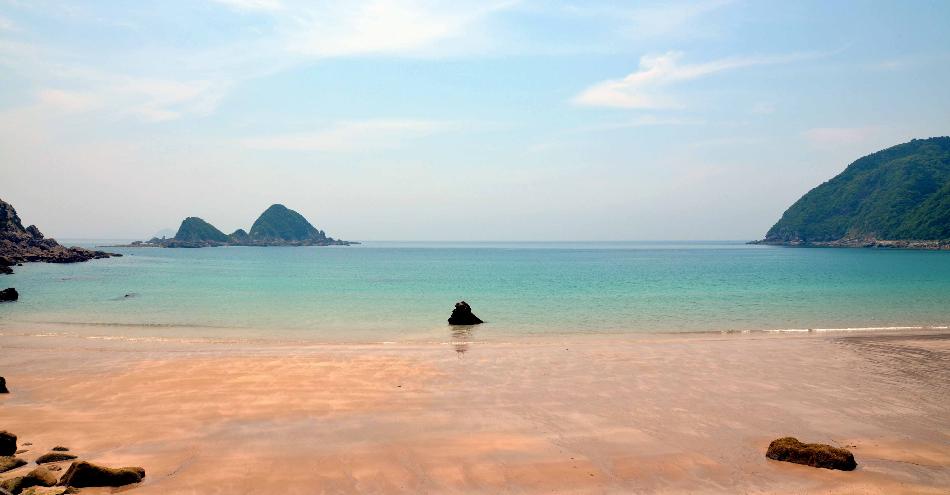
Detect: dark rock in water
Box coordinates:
(0, 376, 7, 393)
(766, 437, 856, 471)
(1, 466, 58, 493)
(58, 461, 145, 488)
(50, 447, 69, 452)
(0, 431, 16, 456)
(0, 456, 27, 473)
(448, 301, 483, 325)
(35, 452, 77, 464)
(0, 288, 18, 302)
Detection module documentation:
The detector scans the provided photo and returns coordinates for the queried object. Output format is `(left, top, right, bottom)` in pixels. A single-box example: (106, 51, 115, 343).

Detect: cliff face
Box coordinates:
(758, 137, 950, 248)
(0, 198, 118, 274)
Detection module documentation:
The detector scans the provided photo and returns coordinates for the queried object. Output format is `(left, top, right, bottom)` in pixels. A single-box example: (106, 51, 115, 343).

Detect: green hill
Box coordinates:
(174, 217, 230, 243)
(249, 204, 328, 242)
(761, 137, 950, 247)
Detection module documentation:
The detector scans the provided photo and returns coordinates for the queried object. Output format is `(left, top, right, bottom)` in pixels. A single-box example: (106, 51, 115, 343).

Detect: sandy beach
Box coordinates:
(1, 329, 948, 494)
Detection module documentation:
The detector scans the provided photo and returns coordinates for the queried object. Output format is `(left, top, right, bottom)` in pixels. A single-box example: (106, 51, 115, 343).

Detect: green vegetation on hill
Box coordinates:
(174, 217, 230, 243)
(249, 204, 328, 242)
(763, 137, 950, 244)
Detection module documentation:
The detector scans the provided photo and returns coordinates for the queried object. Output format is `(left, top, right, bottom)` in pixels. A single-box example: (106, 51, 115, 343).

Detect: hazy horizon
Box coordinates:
(2, 1, 949, 241)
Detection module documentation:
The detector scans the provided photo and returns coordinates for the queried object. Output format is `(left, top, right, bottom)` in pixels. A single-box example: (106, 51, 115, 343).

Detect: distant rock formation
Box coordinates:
(125, 204, 355, 248)
(0, 198, 119, 274)
(448, 301, 483, 325)
(765, 437, 856, 471)
(754, 137, 950, 249)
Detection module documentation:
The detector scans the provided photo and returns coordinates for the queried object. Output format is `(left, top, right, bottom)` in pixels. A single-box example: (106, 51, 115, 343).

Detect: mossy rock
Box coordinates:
(57, 461, 144, 488)
(766, 437, 856, 471)
(0, 466, 58, 494)
(34, 453, 76, 465)
(0, 456, 27, 473)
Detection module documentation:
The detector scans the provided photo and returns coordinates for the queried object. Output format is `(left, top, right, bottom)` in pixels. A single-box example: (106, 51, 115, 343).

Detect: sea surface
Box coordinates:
(1, 241, 949, 343)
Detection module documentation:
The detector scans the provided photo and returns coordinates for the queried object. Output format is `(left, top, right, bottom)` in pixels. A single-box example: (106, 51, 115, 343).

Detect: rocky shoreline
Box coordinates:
(1, 199, 119, 275)
(749, 237, 950, 250)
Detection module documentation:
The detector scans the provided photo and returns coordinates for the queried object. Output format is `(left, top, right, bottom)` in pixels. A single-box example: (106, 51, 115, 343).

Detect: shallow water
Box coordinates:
(1, 241, 949, 342)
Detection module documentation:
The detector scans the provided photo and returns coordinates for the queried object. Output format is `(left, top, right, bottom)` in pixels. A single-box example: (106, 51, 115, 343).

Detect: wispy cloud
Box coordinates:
(573, 51, 812, 109)
(628, 0, 735, 38)
(802, 126, 877, 147)
(242, 119, 450, 151)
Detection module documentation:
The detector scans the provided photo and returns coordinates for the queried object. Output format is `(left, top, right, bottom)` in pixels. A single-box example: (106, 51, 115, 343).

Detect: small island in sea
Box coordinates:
(754, 137, 950, 249)
(126, 204, 356, 248)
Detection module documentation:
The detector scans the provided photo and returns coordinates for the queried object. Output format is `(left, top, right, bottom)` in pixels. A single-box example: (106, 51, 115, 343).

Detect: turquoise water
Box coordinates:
(1, 241, 949, 342)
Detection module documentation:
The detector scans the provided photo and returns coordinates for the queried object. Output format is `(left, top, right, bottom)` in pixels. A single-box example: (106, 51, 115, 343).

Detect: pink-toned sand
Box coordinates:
(1, 330, 948, 494)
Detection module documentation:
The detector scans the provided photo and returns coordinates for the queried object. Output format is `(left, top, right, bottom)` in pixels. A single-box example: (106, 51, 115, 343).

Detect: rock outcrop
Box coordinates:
(448, 301, 483, 325)
(765, 437, 857, 471)
(35, 452, 77, 464)
(0, 376, 7, 393)
(58, 461, 145, 488)
(0, 457, 27, 474)
(0, 466, 58, 494)
(0, 432, 16, 456)
(0, 198, 118, 275)
(0, 288, 17, 302)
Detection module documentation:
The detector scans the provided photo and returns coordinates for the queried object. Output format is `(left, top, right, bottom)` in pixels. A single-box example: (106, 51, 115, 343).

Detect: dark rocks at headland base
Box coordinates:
(0, 288, 17, 302)
(448, 301, 483, 325)
(58, 461, 145, 488)
(765, 437, 857, 471)
(0, 198, 119, 275)
(122, 203, 357, 248)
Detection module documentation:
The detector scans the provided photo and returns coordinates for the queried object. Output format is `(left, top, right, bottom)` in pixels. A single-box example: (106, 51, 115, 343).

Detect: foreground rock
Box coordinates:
(0, 376, 7, 393)
(35, 453, 76, 464)
(448, 301, 483, 325)
(0, 456, 27, 474)
(0, 432, 16, 456)
(0, 466, 58, 494)
(58, 461, 145, 488)
(766, 437, 857, 471)
(0, 288, 17, 302)
(0, 198, 119, 275)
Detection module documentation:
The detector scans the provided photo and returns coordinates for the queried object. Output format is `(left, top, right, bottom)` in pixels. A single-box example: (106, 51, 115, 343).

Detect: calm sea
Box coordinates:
(1, 241, 948, 343)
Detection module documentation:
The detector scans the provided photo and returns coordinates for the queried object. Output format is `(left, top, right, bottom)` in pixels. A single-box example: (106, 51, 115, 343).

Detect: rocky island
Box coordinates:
(128, 204, 356, 248)
(753, 137, 950, 249)
(1, 198, 119, 275)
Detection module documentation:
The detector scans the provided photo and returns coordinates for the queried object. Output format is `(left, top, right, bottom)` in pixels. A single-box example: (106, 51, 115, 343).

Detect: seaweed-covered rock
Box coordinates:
(34, 453, 76, 464)
(0, 288, 16, 302)
(58, 461, 144, 488)
(447, 301, 483, 325)
(0, 456, 27, 473)
(0, 432, 16, 456)
(0, 466, 58, 494)
(0, 376, 7, 393)
(766, 437, 857, 471)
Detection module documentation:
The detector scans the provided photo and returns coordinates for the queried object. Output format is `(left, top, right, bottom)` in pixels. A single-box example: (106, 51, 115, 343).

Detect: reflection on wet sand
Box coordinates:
(451, 325, 475, 356)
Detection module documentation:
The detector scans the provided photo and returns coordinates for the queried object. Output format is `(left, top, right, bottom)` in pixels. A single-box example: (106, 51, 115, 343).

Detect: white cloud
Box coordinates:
(242, 119, 450, 151)
(573, 51, 810, 109)
(213, 0, 518, 58)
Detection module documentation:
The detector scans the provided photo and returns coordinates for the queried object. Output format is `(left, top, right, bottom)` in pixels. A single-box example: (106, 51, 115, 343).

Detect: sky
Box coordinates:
(1, 0, 948, 241)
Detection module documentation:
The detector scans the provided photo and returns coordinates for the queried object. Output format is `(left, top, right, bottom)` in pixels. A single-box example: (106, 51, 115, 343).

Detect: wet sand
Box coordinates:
(1, 329, 948, 494)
